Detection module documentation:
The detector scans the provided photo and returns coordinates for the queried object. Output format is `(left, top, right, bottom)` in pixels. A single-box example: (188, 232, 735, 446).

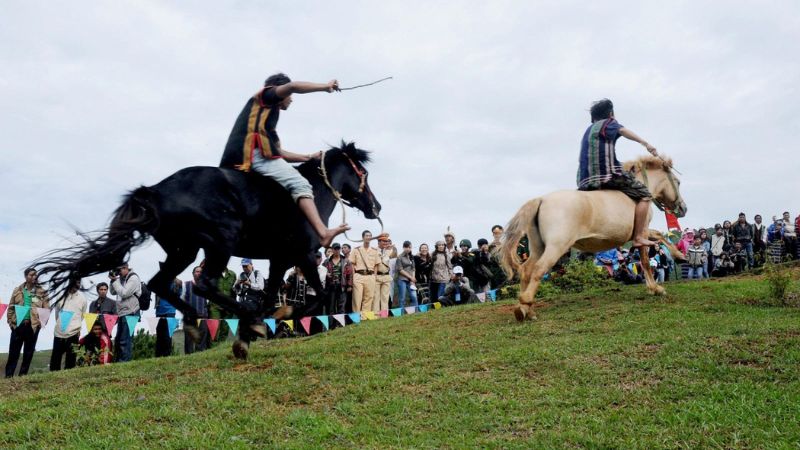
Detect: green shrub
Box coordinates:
(549, 259, 615, 294)
(132, 328, 156, 360)
(763, 261, 794, 305)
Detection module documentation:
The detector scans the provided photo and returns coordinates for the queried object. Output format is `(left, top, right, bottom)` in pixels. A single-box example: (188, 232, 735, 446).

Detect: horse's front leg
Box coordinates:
(636, 245, 665, 296)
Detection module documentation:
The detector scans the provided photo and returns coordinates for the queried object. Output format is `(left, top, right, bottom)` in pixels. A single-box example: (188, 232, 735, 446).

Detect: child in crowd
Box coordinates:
(78, 322, 113, 365)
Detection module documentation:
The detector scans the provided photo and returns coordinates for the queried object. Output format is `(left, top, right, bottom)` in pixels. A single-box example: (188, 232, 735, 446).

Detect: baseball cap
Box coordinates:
(241, 258, 253, 266)
(453, 266, 464, 275)
(331, 242, 341, 249)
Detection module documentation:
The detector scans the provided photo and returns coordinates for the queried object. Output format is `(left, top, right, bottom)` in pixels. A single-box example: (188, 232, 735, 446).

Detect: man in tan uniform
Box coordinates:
(349, 230, 378, 312)
(373, 233, 393, 312)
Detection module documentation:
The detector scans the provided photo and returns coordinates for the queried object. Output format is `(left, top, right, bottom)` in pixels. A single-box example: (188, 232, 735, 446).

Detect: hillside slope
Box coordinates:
(1, 275, 798, 449)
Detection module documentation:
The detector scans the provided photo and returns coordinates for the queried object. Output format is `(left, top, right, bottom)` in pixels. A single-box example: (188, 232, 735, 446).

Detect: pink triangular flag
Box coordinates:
(476, 292, 486, 303)
(332, 314, 346, 327)
(404, 306, 416, 315)
(206, 319, 220, 341)
(103, 314, 118, 335)
(379, 310, 389, 318)
(0, 304, 7, 321)
(147, 317, 160, 334)
(300, 316, 312, 334)
(35, 307, 52, 327)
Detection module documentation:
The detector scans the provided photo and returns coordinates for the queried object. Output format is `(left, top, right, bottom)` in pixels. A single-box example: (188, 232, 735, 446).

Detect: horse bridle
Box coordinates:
(319, 150, 383, 243)
(639, 163, 685, 216)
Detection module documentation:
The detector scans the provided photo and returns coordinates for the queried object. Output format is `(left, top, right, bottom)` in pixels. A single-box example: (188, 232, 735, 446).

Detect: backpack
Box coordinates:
(129, 272, 152, 311)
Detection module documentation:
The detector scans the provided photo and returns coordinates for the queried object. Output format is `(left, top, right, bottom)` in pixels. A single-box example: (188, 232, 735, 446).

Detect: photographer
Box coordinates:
(438, 266, 476, 307)
(712, 252, 734, 277)
(235, 258, 266, 308)
(109, 263, 141, 363)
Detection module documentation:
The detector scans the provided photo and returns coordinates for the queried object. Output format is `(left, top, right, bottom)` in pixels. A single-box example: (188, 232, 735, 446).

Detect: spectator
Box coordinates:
(729, 242, 748, 273)
(710, 227, 727, 268)
(304, 252, 328, 315)
(109, 263, 141, 363)
(452, 239, 483, 289)
(439, 266, 476, 306)
(386, 238, 399, 307)
(615, 262, 643, 285)
(430, 241, 453, 300)
(768, 221, 785, 263)
(341, 243, 353, 313)
(677, 228, 694, 257)
(155, 278, 180, 357)
(488, 227, 510, 288)
(595, 248, 621, 276)
(50, 281, 87, 371)
(443, 228, 458, 260)
(395, 241, 419, 309)
(284, 266, 309, 307)
(650, 245, 669, 283)
(722, 220, 733, 250)
(752, 214, 768, 267)
(697, 229, 711, 278)
(489, 225, 504, 251)
(712, 252, 735, 277)
(349, 230, 378, 312)
(211, 264, 237, 342)
(732, 212, 754, 268)
(373, 233, 393, 312)
(414, 243, 433, 304)
(5, 268, 49, 378)
(78, 322, 113, 365)
(473, 238, 494, 293)
(183, 266, 210, 354)
(783, 211, 797, 259)
(235, 258, 266, 307)
(323, 243, 353, 315)
(686, 237, 707, 280)
(89, 282, 117, 335)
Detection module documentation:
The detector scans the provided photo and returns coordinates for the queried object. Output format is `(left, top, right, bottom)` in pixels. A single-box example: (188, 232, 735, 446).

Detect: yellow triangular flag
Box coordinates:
(363, 311, 376, 321)
(284, 320, 294, 331)
(83, 312, 99, 332)
(433, 302, 442, 310)
(196, 319, 202, 327)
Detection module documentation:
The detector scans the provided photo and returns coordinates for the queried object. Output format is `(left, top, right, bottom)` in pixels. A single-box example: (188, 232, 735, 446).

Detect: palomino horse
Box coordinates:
(498, 155, 687, 322)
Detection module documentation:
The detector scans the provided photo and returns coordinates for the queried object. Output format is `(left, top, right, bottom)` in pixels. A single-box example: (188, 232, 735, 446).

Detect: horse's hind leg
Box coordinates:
(149, 246, 204, 342)
(515, 244, 568, 322)
(636, 245, 665, 296)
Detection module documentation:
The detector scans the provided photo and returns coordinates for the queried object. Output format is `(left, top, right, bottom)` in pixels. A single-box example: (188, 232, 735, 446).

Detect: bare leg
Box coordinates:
(632, 200, 657, 248)
(297, 197, 350, 248)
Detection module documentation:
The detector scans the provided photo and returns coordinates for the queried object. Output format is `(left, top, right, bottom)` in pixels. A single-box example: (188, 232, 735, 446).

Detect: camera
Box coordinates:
(109, 269, 120, 277)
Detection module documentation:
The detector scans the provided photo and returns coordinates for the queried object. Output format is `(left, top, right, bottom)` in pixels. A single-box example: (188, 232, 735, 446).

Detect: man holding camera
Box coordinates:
(438, 266, 475, 306)
(109, 263, 141, 362)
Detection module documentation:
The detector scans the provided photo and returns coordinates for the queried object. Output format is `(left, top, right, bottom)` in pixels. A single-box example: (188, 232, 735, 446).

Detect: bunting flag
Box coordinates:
(14, 305, 32, 327)
(433, 302, 442, 310)
(390, 308, 403, 317)
(315, 315, 329, 331)
(35, 307, 52, 327)
(83, 313, 99, 333)
(283, 319, 294, 331)
(666, 212, 681, 231)
(125, 315, 139, 336)
(206, 319, 220, 340)
(164, 317, 178, 337)
(264, 318, 277, 334)
(404, 306, 416, 315)
(488, 290, 497, 302)
(147, 317, 160, 334)
(103, 314, 118, 335)
(300, 317, 312, 334)
(57, 310, 73, 331)
(362, 311, 376, 321)
(378, 310, 389, 318)
(0, 303, 7, 320)
(476, 292, 486, 303)
(196, 319, 203, 328)
(419, 304, 430, 313)
(348, 312, 361, 324)
(332, 314, 346, 327)
(225, 318, 239, 336)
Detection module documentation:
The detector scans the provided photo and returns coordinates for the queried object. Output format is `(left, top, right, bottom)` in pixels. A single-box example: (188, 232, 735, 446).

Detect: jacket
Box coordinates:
(110, 272, 141, 316)
(6, 283, 49, 331)
(323, 256, 353, 291)
(54, 290, 88, 338)
(430, 252, 453, 283)
(686, 245, 707, 268)
(732, 222, 753, 242)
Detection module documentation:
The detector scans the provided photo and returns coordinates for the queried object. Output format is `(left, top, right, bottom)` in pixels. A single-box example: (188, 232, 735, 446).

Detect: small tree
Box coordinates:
(763, 260, 794, 305)
(132, 328, 156, 360)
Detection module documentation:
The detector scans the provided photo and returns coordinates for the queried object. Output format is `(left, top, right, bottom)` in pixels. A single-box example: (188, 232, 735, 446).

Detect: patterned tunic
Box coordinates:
(220, 87, 284, 172)
(577, 118, 624, 190)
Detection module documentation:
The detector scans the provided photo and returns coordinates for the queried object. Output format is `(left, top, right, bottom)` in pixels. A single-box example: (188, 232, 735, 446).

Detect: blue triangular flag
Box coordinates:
(125, 315, 139, 336)
(264, 318, 276, 334)
(16, 305, 32, 327)
(57, 306, 75, 333)
(390, 308, 402, 317)
(488, 290, 497, 302)
(315, 315, 329, 331)
(225, 318, 239, 336)
(166, 317, 179, 337)
(419, 304, 430, 313)
(348, 312, 361, 324)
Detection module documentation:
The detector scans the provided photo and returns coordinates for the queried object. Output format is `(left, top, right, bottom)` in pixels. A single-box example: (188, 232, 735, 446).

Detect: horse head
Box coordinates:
(625, 155, 687, 218)
(317, 141, 382, 220)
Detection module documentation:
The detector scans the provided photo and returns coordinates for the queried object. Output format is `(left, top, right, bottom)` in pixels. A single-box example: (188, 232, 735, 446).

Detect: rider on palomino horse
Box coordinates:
(219, 73, 350, 248)
(577, 99, 665, 248)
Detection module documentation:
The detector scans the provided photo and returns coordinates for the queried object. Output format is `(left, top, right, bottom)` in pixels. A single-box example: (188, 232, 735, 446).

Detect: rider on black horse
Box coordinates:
(219, 73, 350, 247)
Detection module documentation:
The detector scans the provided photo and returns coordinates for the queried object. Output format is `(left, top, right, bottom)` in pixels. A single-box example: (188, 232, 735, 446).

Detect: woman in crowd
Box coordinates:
(429, 241, 453, 299)
(50, 281, 87, 371)
(722, 220, 733, 250)
(78, 321, 113, 365)
(414, 243, 433, 304)
(698, 229, 712, 278)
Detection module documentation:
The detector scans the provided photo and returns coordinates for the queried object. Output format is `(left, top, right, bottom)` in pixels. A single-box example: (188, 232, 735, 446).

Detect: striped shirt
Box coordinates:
(577, 118, 624, 189)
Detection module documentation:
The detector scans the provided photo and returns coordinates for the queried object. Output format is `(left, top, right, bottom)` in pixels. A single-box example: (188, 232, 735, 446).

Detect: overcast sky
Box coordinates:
(1, 1, 798, 348)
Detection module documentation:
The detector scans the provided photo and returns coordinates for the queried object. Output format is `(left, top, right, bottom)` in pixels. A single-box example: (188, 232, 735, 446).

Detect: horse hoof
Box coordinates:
(513, 304, 527, 322)
(653, 286, 666, 296)
(185, 324, 201, 342)
(232, 340, 249, 360)
(250, 323, 267, 338)
(272, 305, 293, 320)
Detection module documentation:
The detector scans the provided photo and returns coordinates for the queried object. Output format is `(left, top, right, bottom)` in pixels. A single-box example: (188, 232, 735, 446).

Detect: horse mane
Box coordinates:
(622, 154, 672, 173)
(297, 141, 371, 177)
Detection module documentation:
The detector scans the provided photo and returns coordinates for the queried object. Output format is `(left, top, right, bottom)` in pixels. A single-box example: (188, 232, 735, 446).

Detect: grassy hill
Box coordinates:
(1, 273, 798, 449)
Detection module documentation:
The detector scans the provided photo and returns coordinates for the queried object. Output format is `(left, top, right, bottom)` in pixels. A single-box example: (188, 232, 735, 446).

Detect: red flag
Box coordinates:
(665, 212, 681, 231)
(300, 317, 312, 334)
(379, 310, 389, 318)
(0, 303, 7, 320)
(102, 314, 118, 335)
(206, 319, 220, 341)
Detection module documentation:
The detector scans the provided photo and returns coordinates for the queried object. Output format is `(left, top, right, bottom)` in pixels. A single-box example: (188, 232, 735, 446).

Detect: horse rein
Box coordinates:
(318, 150, 384, 243)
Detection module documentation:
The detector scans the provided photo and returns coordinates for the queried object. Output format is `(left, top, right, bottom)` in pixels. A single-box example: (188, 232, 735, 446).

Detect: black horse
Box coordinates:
(34, 142, 381, 358)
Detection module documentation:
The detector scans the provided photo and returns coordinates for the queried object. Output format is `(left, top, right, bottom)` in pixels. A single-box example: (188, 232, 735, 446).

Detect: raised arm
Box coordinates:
(274, 80, 339, 98)
(619, 127, 658, 156)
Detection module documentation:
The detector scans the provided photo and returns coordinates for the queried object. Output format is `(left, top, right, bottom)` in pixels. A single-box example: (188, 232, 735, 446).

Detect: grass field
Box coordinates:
(1, 272, 798, 449)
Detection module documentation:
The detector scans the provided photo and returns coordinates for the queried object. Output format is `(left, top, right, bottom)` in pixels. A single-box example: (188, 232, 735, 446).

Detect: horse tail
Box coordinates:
(34, 186, 159, 304)
(497, 198, 543, 279)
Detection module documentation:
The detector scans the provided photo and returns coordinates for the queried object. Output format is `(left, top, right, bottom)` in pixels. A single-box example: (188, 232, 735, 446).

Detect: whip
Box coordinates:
(338, 76, 393, 91)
